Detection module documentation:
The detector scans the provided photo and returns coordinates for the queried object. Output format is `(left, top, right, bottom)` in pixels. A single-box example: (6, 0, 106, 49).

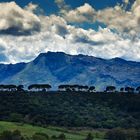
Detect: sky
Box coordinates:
(0, 0, 140, 63)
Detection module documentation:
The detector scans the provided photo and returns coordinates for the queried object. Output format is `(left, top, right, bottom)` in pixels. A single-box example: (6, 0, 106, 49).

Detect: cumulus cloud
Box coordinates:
(63, 3, 95, 23)
(24, 3, 38, 12)
(0, 2, 41, 35)
(96, 4, 140, 35)
(0, 1, 140, 64)
(1, 21, 140, 63)
(124, 0, 129, 4)
(61, 0, 140, 36)
(55, 0, 70, 14)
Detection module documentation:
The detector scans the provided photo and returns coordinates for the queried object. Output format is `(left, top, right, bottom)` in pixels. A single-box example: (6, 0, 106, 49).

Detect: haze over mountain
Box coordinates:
(0, 52, 139, 90)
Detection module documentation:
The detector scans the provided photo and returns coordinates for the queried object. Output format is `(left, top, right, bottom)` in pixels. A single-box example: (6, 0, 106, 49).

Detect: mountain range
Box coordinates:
(0, 51, 140, 90)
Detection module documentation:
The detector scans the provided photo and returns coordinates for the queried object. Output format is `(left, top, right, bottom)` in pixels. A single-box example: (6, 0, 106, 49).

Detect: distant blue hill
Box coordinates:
(0, 51, 140, 90)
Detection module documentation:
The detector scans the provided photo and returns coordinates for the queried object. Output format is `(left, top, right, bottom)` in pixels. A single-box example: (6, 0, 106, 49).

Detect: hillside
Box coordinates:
(0, 92, 139, 129)
(0, 121, 104, 140)
(0, 52, 139, 89)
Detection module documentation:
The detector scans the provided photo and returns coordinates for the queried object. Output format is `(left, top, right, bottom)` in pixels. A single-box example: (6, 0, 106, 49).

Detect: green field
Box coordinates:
(0, 121, 105, 140)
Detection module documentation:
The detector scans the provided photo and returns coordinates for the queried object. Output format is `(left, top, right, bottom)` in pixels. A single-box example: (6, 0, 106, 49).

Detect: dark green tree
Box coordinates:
(32, 133, 49, 140)
(17, 85, 24, 92)
(106, 86, 116, 93)
(136, 86, 140, 93)
(85, 133, 94, 140)
(57, 133, 66, 140)
(89, 86, 95, 93)
(120, 87, 124, 93)
(125, 87, 135, 93)
(106, 128, 127, 140)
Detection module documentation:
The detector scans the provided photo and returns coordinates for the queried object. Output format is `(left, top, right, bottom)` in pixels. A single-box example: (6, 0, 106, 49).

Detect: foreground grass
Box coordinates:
(0, 121, 105, 140)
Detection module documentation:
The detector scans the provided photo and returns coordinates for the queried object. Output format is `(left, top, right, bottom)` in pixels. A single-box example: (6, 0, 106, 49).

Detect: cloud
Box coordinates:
(60, 0, 140, 36)
(0, 1, 140, 64)
(0, 39, 9, 63)
(55, 0, 70, 14)
(24, 3, 38, 12)
(0, 2, 41, 35)
(96, 4, 139, 35)
(123, 0, 129, 4)
(1, 22, 140, 63)
(63, 3, 95, 23)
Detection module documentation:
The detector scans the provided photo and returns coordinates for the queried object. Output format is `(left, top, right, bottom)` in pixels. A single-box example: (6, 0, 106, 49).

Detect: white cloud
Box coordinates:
(55, 0, 70, 14)
(0, 1, 140, 64)
(0, 2, 41, 35)
(124, 0, 129, 4)
(63, 3, 95, 23)
(24, 3, 38, 12)
(61, 0, 140, 36)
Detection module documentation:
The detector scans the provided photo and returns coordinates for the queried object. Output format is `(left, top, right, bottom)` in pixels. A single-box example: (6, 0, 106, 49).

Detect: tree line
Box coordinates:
(0, 84, 140, 93)
(0, 88, 139, 129)
(0, 128, 140, 140)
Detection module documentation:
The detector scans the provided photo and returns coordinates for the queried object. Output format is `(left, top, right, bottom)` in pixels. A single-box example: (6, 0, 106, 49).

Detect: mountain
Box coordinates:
(0, 51, 140, 90)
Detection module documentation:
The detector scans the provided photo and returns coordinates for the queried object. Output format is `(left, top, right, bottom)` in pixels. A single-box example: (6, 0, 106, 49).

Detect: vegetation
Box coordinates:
(0, 121, 139, 140)
(0, 84, 140, 93)
(105, 128, 140, 140)
(0, 89, 139, 129)
(0, 84, 139, 139)
(0, 121, 104, 140)
(28, 84, 52, 92)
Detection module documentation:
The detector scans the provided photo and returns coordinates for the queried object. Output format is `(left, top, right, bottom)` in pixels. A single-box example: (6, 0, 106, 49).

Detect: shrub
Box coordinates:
(0, 130, 25, 140)
(106, 128, 139, 140)
(32, 133, 49, 140)
(57, 133, 66, 140)
(85, 133, 94, 140)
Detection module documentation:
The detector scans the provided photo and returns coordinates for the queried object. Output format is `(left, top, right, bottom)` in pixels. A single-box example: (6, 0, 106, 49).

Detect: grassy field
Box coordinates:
(0, 121, 105, 140)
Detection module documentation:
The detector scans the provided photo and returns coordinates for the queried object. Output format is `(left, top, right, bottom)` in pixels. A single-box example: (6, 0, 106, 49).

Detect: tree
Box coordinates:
(0, 130, 24, 140)
(84, 86, 89, 92)
(28, 84, 51, 92)
(106, 128, 127, 140)
(9, 113, 23, 122)
(106, 86, 116, 93)
(89, 86, 95, 93)
(85, 133, 94, 140)
(0, 131, 13, 140)
(58, 85, 71, 92)
(51, 135, 57, 139)
(12, 130, 24, 140)
(7, 85, 17, 91)
(136, 86, 140, 93)
(106, 129, 139, 140)
(32, 133, 49, 140)
(78, 85, 89, 92)
(0, 85, 17, 92)
(125, 87, 135, 93)
(58, 85, 65, 91)
(41, 84, 52, 91)
(120, 87, 124, 93)
(17, 85, 24, 92)
(57, 133, 66, 140)
(0, 85, 4, 91)
(72, 85, 80, 92)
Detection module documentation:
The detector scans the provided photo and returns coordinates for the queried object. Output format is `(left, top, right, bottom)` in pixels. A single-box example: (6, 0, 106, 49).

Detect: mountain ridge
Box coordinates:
(0, 51, 139, 90)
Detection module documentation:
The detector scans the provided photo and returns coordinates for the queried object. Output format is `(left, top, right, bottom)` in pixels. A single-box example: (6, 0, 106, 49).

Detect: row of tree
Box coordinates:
(58, 85, 95, 92)
(59, 85, 140, 93)
(0, 84, 140, 93)
(0, 85, 24, 92)
(28, 84, 51, 91)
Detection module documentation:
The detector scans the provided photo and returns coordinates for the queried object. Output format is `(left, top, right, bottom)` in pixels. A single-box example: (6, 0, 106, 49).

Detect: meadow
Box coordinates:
(0, 121, 105, 140)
